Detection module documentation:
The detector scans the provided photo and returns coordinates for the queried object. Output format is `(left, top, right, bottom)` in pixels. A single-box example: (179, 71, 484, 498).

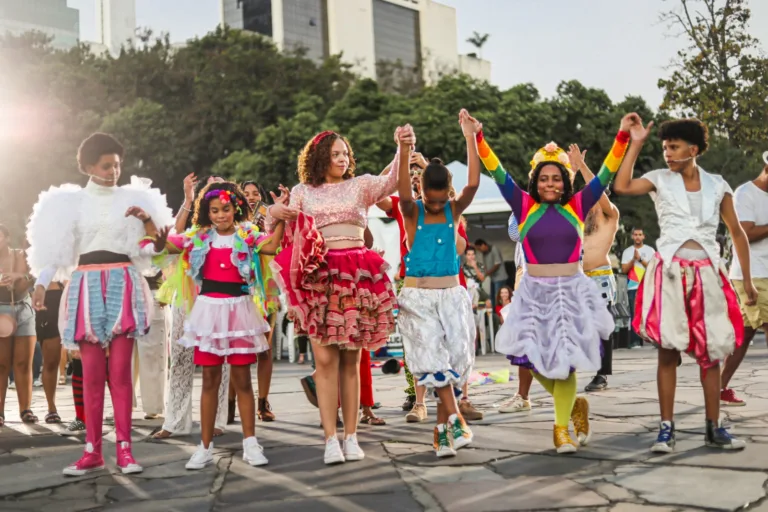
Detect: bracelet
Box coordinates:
(180, 205, 192, 212)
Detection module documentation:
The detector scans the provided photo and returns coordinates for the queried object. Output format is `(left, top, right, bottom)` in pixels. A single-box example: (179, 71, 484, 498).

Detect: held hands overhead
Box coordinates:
(620, 113, 654, 142)
(458, 109, 482, 138)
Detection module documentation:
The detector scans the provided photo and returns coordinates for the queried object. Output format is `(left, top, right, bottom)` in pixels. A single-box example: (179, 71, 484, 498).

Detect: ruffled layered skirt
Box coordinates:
(496, 273, 613, 380)
(270, 213, 396, 350)
(59, 263, 153, 350)
(180, 295, 271, 356)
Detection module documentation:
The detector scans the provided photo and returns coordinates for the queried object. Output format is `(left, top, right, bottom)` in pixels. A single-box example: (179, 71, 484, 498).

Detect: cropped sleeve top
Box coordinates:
(478, 130, 629, 265)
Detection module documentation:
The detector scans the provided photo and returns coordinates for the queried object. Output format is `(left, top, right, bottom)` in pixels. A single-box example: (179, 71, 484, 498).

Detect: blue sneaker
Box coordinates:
(705, 419, 746, 450)
(651, 421, 675, 453)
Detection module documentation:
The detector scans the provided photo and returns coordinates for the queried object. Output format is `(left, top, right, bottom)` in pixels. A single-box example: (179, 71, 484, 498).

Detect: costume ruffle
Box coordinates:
(270, 212, 396, 350)
(496, 272, 613, 380)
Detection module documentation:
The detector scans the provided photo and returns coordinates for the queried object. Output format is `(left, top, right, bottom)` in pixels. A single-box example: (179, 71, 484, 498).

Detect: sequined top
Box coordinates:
(478, 130, 629, 265)
(288, 159, 399, 242)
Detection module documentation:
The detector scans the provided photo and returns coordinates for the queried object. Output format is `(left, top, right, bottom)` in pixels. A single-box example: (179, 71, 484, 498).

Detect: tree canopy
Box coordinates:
(1, 7, 765, 249)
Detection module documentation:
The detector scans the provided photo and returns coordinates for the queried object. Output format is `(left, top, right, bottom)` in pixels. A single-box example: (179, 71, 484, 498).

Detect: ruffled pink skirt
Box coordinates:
(270, 214, 396, 350)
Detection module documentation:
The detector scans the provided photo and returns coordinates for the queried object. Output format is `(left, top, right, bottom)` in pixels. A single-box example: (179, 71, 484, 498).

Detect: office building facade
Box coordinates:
(95, 0, 136, 56)
(220, 0, 490, 82)
(0, 0, 79, 50)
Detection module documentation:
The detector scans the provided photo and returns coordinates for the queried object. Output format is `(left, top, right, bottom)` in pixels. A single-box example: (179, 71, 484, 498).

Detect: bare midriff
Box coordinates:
(403, 275, 460, 289)
(527, 262, 580, 278)
(320, 224, 365, 250)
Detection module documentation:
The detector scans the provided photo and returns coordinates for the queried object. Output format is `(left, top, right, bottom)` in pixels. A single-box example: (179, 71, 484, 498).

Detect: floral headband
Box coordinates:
(312, 130, 335, 148)
(528, 142, 575, 180)
(204, 189, 245, 215)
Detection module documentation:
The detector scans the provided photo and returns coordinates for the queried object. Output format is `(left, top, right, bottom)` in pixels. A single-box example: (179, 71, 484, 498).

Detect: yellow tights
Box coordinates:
(531, 371, 577, 427)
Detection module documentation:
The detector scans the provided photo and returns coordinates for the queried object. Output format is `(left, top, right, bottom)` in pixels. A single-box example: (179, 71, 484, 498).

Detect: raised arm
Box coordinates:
(473, 125, 525, 220)
(568, 145, 618, 218)
(453, 109, 481, 214)
(396, 125, 417, 218)
(613, 114, 656, 196)
(573, 124, 631, 215)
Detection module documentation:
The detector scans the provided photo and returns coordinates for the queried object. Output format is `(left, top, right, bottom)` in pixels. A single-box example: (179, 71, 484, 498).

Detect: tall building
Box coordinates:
(220, 0, 491, 83)
(95, 0, 136, 56)
(0, 0, 80, 50)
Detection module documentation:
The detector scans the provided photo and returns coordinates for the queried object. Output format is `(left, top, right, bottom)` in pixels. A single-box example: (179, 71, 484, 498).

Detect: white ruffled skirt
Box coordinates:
(497, 273, 613, 380)
(180, 295, 271, 356)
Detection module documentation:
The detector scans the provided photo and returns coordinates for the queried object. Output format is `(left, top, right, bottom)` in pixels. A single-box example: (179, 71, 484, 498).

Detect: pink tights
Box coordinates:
(79, 335, 135, 454)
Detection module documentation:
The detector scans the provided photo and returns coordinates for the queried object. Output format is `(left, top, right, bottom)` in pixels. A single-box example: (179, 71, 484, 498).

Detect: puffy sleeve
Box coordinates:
(358, 151, 400, 206)
(125, 177, 174, 229)
(26, 185, 82, 282)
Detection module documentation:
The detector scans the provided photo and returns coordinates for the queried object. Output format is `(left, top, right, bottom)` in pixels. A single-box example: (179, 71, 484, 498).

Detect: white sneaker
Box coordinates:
(342, 434, 365, 461)
(185, 442, 214, 470)
(324, 436, 345, 465)
(242, 436, 268, 466)
(33, 378, 43, 388)
(499, 394, 531, 414)
(8, 381, 15, 390)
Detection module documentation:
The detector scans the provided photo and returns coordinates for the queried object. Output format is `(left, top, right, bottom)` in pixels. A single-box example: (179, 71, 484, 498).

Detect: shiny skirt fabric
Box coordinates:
(497, 273, 613, 380)
(633, 254, 743, 368)
(397, 286, 475, 389)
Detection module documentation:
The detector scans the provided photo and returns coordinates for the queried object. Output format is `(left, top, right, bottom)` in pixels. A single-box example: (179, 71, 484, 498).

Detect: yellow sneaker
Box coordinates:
(554, 425, 577, 454)
(571, 396, 591, 445)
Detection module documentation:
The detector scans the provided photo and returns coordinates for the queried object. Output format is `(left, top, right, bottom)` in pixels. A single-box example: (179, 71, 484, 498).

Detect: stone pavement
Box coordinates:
(2, 341, 768, 511)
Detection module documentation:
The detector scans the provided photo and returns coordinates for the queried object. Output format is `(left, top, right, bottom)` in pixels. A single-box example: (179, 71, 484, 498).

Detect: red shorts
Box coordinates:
(193, 347, 257, 367)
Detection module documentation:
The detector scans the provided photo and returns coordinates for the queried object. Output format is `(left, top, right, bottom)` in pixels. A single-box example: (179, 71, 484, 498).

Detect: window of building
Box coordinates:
(282, 0, 328, 62)
(241, 0, 272, 37)
(372, 0, 421, 72)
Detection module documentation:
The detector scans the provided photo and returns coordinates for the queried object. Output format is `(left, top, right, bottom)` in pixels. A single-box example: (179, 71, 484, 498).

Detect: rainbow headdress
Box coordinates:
(528, 142, 574, 181)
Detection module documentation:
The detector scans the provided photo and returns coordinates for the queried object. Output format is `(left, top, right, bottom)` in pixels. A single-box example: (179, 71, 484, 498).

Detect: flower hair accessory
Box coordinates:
(312, 130, 335, 148)
(529, 141, 574, 180)
(204, 189, 244, 215)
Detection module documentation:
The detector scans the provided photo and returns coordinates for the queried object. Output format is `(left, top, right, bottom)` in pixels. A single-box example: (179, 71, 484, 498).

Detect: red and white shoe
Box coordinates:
(63, 443, 105, 476)
(720, 388, 746, 407)
(116, 441, 143, 474)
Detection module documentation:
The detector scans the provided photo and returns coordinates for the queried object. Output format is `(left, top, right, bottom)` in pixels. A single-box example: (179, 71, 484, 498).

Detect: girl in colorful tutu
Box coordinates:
(470, 111, 632, 453)
(27, 133, 173, 475)
(152, 181, 285, 470)
(397, 110, 479, 457)
(613, 116, 755, 452)
(267, 125, 414, 464)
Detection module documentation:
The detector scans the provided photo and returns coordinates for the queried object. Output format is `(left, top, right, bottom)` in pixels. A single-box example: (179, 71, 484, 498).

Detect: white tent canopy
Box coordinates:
(368, 160, 510, 218)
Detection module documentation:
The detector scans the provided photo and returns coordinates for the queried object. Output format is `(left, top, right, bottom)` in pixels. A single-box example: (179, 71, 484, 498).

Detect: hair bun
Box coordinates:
(429, 157, 444, 165)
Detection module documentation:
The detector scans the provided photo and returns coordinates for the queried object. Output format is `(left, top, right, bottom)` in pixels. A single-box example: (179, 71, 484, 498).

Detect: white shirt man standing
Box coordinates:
(724, 156, 768, 406)
(621, 229, 655, 348)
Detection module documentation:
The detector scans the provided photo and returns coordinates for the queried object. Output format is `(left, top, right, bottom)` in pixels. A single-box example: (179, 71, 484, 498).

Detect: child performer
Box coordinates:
(267, 126, 413, 465)
(613, 116, 756, 452)
(152, 181, 286, 469)
(27, 133, 173, 475)
(472, 111, 632, 454)
(397, 109, 479, 457)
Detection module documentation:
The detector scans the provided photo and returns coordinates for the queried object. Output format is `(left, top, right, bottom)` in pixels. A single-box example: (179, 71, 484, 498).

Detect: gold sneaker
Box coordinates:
(571, 396, 591, 445)
(554, 425, 577, 454)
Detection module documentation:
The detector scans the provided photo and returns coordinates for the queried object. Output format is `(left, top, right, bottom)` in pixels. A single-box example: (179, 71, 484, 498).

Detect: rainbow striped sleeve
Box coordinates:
(476, 131, 524, 217)
(575, 131, 630, 218)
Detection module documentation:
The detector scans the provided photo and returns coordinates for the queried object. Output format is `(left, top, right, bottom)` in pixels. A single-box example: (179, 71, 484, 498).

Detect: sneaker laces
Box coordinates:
(657, 423, 673, 443)
(722, 388, 738, 401)
(554, 425, 574, 446)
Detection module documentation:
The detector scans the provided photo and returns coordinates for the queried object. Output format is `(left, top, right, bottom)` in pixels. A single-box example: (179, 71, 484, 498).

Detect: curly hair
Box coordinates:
(659, 118, 709, 155)
(528, 162, 574, 205)
(192, 181, 251, 228)
(77, 133, 124, 172)
(298, 132, 356, 186)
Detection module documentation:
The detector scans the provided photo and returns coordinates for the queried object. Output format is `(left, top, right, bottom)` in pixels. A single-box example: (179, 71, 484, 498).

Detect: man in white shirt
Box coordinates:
(724, 159, 768, 406)
(620, 229, 655, 348)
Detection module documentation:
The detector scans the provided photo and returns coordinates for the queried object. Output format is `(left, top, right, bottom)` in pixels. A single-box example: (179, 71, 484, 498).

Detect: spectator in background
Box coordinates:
(495, 286, 513, 324)
(620, 228, 655, 348)
(474, 239, 508, 305)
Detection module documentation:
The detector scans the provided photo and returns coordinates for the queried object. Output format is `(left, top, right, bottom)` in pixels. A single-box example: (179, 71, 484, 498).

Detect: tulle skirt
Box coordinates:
(633, 254, 743, 368)
(59, 262, 153, 350)
(271, 245, 396, 350)
(497, 272, 613, 380)
(179, 295, 271, 356)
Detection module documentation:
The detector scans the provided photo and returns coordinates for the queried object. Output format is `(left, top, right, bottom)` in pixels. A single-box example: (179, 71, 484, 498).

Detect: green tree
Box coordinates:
(657, 0, 768, 150)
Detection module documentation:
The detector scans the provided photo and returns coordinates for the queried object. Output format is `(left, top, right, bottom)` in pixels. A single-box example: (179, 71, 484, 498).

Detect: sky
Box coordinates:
(69, 0, 768, 110)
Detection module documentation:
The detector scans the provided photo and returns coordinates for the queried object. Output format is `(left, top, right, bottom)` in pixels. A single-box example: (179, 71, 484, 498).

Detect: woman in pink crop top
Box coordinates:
(267, 125, 415, 465)
(154, 181, 285, 471)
